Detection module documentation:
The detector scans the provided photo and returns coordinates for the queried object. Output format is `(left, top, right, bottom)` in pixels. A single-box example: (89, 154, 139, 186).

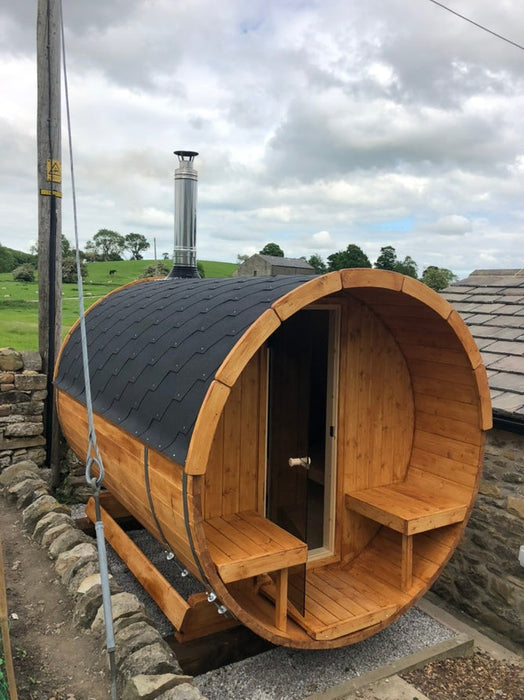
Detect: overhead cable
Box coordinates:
(426, 0, 524, 51)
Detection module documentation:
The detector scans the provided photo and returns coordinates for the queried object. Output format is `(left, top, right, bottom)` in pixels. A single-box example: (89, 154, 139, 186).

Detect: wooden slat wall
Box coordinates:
(56, 390, 201, 579)
(203, 351, 265, 520)
(339, 296, 415, 562)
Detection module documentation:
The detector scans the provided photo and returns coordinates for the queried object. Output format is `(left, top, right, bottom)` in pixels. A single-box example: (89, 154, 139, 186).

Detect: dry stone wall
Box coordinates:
(432, 428, 524, 644)
(0, 348, 47, 469)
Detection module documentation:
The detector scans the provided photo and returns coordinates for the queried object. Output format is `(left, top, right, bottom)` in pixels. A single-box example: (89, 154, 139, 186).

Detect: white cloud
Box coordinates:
(311, 230, 333, 248)
(424, 215, 473, 236)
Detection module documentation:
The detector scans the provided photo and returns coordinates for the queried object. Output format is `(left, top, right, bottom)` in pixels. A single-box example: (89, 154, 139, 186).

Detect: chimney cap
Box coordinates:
(174, 150, 199, 162)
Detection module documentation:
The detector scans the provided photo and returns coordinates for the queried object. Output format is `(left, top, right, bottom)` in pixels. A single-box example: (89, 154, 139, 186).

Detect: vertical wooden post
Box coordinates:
(274, 568, 288, 631)
(401, 533, 413, 593)
(0, 539, 18, 699)
(37, 0, 62, 487)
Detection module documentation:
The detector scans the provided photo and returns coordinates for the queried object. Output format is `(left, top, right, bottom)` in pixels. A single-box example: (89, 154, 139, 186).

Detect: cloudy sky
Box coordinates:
(1, 1, 523, 277)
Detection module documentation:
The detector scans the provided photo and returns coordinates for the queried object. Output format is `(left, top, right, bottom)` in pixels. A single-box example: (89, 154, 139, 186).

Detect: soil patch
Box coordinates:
(0, 500, 111, 699)
(401, 650, 523, 699)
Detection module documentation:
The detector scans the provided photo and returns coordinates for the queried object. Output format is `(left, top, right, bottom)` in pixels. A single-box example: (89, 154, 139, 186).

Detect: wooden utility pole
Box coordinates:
(37, 0, 62, 486)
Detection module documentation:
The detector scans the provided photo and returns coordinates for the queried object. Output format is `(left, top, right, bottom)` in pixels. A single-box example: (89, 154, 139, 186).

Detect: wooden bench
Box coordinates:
(203, 510, 307, 630)
(345, 482, 468, 592)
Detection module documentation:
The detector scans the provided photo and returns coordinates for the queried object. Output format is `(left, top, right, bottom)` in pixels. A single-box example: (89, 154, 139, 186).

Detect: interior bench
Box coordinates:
(345, 481, 468, 592)
(203, 510, 307, 630)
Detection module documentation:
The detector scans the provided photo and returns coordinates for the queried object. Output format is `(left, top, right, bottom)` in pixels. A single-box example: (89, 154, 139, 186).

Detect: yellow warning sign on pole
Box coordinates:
(39, 189, 62, 197)
(46, 159, 61, 183)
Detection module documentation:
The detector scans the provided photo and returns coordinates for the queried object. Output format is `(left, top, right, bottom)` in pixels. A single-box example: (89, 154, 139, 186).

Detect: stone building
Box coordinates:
(437, 269, 524, 643)
(234, 254, 315, 277)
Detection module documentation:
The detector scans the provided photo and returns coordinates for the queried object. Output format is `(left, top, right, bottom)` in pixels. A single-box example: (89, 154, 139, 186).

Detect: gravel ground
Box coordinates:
(194, 607, 455, 700)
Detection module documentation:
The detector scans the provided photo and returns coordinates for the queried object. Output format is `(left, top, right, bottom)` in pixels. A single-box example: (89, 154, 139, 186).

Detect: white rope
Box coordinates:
(58, 3, 116, 697)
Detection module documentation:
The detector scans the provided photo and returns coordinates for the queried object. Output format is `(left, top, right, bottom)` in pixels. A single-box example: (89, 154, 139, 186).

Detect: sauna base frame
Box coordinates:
(85, 493, 239, 643)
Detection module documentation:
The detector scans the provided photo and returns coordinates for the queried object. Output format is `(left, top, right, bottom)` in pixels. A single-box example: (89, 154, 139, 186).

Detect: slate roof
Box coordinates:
(55, 275, 313, 465)
(442, 269, 524, 423)
(259, 254, 314, 270)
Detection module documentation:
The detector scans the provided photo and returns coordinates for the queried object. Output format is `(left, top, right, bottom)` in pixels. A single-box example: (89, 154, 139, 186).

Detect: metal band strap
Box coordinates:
(143, 446, 171, 551)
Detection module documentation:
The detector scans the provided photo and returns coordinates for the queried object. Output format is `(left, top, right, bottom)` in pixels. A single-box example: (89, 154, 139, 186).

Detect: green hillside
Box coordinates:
(81, 259, 237, 284)
(0, 258, 238, 351)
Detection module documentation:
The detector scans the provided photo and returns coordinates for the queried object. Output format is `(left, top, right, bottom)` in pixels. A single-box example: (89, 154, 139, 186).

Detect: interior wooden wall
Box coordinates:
(203, 349, 267, 520)
(337, 295, 415, 562)
(358, 289, 484, 501)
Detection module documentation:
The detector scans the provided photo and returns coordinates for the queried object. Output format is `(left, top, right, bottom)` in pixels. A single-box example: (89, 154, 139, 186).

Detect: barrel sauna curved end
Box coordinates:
(55, 271, 490, 648)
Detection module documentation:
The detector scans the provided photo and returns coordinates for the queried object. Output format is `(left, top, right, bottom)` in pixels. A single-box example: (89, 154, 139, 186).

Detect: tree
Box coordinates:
(307, 254, 327, 274)
(375, 246, 420, 278)
(374, 245, 397, 271)
(327, 244, 371, 271)
(12, 263, 35, 282)
(89, 229, 126, 261)
(162, 252, 170, 261)
(395, 255, 418, 279)
(0, 244, 15, 273)
(197, 261, 205, 278)
(1, 244, 36, 272)
(124, 232, 150, 260)
(236, 253, 249, 264)
(260, 242, 284, 257)
(61, 235, 73, 258)
(62, 257, 87, 283)
(421, 266, 457, 292)
(83, 240, 98, 262)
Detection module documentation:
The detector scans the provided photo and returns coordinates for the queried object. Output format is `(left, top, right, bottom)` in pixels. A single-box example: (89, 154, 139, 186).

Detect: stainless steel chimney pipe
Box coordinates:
(167, 150, 200, 278)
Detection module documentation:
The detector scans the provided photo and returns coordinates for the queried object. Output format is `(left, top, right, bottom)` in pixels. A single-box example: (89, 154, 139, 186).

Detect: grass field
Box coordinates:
(0, 259, 237, 351)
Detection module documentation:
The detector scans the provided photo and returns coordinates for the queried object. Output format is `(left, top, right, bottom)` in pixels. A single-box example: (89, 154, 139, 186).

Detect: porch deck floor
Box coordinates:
(287, 550, 403, 641)
(260, 525, 447, 641)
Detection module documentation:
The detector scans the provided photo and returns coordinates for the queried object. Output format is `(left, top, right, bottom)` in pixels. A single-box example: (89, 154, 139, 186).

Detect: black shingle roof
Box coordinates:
(442, 269, 524, 421)
(55, 276, 312, 464)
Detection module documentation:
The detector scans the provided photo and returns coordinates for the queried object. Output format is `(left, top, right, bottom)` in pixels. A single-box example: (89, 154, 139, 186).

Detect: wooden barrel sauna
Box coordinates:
(54, 269, 491, 649)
